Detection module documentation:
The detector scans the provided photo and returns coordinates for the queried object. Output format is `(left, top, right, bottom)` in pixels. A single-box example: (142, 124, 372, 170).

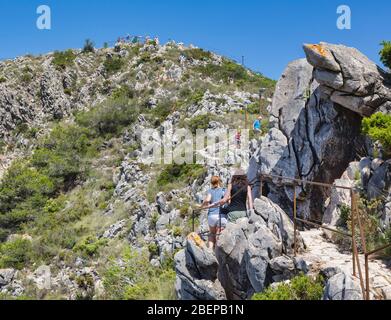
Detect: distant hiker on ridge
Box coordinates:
(253, 116, 263, 134)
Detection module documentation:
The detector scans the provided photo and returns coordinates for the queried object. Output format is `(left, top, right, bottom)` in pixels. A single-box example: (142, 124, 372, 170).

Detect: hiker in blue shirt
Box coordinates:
(201, 176, 227, 249)
(253, 116, 263, 134)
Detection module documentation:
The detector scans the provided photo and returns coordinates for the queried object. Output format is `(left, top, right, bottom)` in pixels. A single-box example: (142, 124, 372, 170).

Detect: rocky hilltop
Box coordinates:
(0, 40, 274, 299)
(0, 40, 390, 301)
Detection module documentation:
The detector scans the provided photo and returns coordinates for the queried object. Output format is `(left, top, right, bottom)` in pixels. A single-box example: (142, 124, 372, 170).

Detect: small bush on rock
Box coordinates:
(252, 274, 324, 300)
(380, 41, 391, 70)
(183, 48, 212, 61)
(104, 56, 125, 75)
(0, 239, 33, 270)
(157, 164, 206, 187)
(82, 39, 95, 53)
(362, 112, 391, 157)
(52, 50, 76, 70)
(102, 247, 176, 300)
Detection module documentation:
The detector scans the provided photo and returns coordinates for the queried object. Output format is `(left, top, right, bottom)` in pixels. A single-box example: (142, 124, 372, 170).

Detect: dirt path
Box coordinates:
(299, 229, 391, 300)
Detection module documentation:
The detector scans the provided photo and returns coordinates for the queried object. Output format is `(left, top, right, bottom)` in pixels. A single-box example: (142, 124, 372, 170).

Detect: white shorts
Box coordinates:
(208, 214, 228, 228)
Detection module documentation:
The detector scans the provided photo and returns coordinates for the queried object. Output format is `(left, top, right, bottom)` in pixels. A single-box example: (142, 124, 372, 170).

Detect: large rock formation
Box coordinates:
(303, 43, 391, 116)
(258, 58, 363, 220)
(255, 43, 391, 221)
(175, 197, 306, 300)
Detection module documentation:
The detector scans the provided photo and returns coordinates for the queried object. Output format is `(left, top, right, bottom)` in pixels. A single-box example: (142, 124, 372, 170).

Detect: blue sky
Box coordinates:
(0, 0, 390, 79)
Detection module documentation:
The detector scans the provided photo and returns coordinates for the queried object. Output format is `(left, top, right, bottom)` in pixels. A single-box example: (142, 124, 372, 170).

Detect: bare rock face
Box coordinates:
(175, 233, 226, 300)
(0, 90, 35, 141)
(40, 66, 72, 120)
(322, 162, 359, 236)
(303, 43, 391, 116)
(257, 58, 363, 220)
(175, 198, 305, 300)
(323, 272, 363, 300)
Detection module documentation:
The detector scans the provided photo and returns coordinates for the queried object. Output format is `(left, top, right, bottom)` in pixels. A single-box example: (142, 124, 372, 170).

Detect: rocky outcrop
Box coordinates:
(0, 269, 24, 297)
(257, 58, 363, 220)
(175, 233, 226, 300)
(322, 162, 359, 235)
(323, 272, 363, 300)
(175, 197, 306, 300)
(39, 65, 72, 120)
(304, 43, 391, 116)
(253, 43, 391, 221)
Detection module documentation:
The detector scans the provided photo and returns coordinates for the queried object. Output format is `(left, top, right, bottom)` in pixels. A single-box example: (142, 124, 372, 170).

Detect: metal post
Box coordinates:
(365, 254, 370, 300)
(192, 209, 195, 233)
(245, 106, 248, 130)
(293, 183, 297, 256)
(356, 195, 369, 300)
(352, 236, 366, 299)
(351, 189, 357, 277)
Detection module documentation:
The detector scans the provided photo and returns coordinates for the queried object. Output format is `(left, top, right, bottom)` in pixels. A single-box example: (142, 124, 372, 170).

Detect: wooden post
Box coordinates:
(365, 254, 370, 300)
(192, 209, 195, 233)
(351, 189, 357, 277)
(245, 106, 248, 130)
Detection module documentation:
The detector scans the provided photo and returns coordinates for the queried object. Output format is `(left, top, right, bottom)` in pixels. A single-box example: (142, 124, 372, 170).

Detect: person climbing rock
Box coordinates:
(201, 176, 227, 249)
(253, 116, 263, 134)
(235, 130, 242, 149)
(218, 169, 254, 223)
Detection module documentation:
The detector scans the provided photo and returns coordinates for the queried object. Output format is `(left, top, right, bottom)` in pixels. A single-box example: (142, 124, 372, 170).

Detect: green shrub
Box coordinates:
(172, 226, 182, 237)
(362, 112, 391, 157)
(138, 52, 151, 65)
(247, 102, 260, 115)
(31, 124, 93, 190)
(196, 59, 275, 91)
(187, 89, 205, 105)
(102, 247, 176, 300)
(252, 274, 324, 300)
(179, 204, 190, 218)
(186, 114, 214, 134)
(157, 164, 206, 187)
(76, 97, 139, 137)
(104, 56, 125, 75)
(150, 99, 174, 123)
(148, 243, 159, 257)
(73, 236, 108, 257)
(0, 77, 6, 83)
(150, 212, 160, 230)
(385, 228, 391, 256)
(0, 161, 55, 218)
(111, 86, 135, 100)
(82, 39, 95, 53)
(52, 50, 76, 70)
(0, 239, 33, 270)
(183, 48, 212, 61)
(21, 72, 32, 84)
(380, 41, 391, 70)
(337, 204, 351, 229)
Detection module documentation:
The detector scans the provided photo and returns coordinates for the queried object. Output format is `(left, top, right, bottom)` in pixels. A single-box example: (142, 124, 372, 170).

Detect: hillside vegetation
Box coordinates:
(0, 40, 275, 300)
